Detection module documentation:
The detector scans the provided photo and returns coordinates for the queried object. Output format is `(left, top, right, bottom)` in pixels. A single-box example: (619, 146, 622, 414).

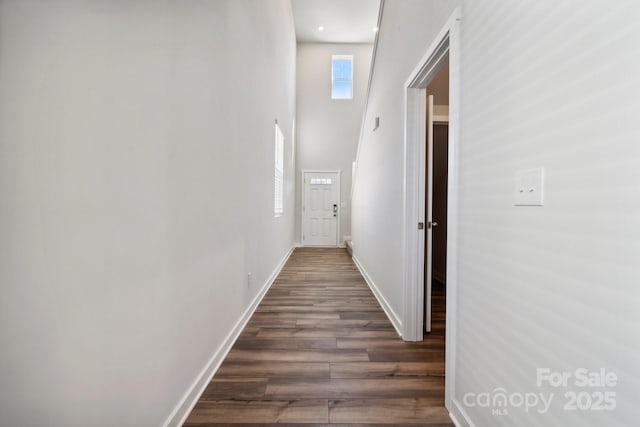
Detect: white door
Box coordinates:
(424, 95, 435, 333)
(302, 172, 340, 246)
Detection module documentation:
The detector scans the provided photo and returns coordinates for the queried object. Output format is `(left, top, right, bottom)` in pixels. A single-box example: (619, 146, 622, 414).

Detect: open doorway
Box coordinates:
(424, 64, 449, 335)
(402, 7, 460, 411)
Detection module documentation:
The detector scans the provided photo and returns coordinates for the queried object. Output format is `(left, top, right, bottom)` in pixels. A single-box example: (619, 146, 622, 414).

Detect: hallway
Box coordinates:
(184, 248, 451, 425)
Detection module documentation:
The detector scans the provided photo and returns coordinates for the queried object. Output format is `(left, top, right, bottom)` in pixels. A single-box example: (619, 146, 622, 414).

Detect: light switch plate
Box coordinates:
(514, 167, 544, 206)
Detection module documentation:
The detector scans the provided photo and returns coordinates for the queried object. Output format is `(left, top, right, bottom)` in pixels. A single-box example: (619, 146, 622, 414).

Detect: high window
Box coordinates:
(331, 55, 353, 99)
(274, 123, 284, 216)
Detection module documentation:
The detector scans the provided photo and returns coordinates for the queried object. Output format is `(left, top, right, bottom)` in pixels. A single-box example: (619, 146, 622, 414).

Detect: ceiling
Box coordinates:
(291, 0, 381, 44)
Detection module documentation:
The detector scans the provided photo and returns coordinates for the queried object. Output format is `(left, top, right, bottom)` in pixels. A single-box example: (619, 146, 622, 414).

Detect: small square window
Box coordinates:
(332, 55, 353, 99)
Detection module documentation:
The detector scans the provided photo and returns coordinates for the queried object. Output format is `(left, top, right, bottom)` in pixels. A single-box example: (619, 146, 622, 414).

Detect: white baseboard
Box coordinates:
(352, 254, 402, 336)
(163, 245, 295, 427)
(449, 411, 463, 427)
(449, 397, 476, 427)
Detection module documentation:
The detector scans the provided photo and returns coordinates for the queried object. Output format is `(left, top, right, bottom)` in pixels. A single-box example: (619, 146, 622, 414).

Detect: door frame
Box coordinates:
(402, 7, 460, 409)
(301, 169, 342, 247)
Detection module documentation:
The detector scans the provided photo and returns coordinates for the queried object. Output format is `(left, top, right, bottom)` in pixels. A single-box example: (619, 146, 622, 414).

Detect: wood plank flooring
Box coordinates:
(184, 248, 451, 426)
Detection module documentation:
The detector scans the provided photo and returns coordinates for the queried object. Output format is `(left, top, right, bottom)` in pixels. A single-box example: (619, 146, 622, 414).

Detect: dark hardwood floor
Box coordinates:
(184, 247, 451, 426)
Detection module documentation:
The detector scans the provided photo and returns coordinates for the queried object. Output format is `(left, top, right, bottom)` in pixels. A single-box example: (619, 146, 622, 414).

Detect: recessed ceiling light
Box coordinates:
(318, 26, 325, 32)
(372, 26, 379, 33)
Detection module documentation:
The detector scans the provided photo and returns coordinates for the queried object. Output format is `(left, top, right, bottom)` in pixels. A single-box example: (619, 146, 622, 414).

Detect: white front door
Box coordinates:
(302, 172, 339, 246)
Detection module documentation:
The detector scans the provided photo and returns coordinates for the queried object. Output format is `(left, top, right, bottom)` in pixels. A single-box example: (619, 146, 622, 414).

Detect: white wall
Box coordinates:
(295, 43, 373, 244)
(352, 1, 640, 426)
(0, 1, 296, 426)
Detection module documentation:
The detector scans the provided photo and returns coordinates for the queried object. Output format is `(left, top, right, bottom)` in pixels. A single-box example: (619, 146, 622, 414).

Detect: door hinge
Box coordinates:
(303, 235, 305, 241)
(418, 222, 424, 230)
